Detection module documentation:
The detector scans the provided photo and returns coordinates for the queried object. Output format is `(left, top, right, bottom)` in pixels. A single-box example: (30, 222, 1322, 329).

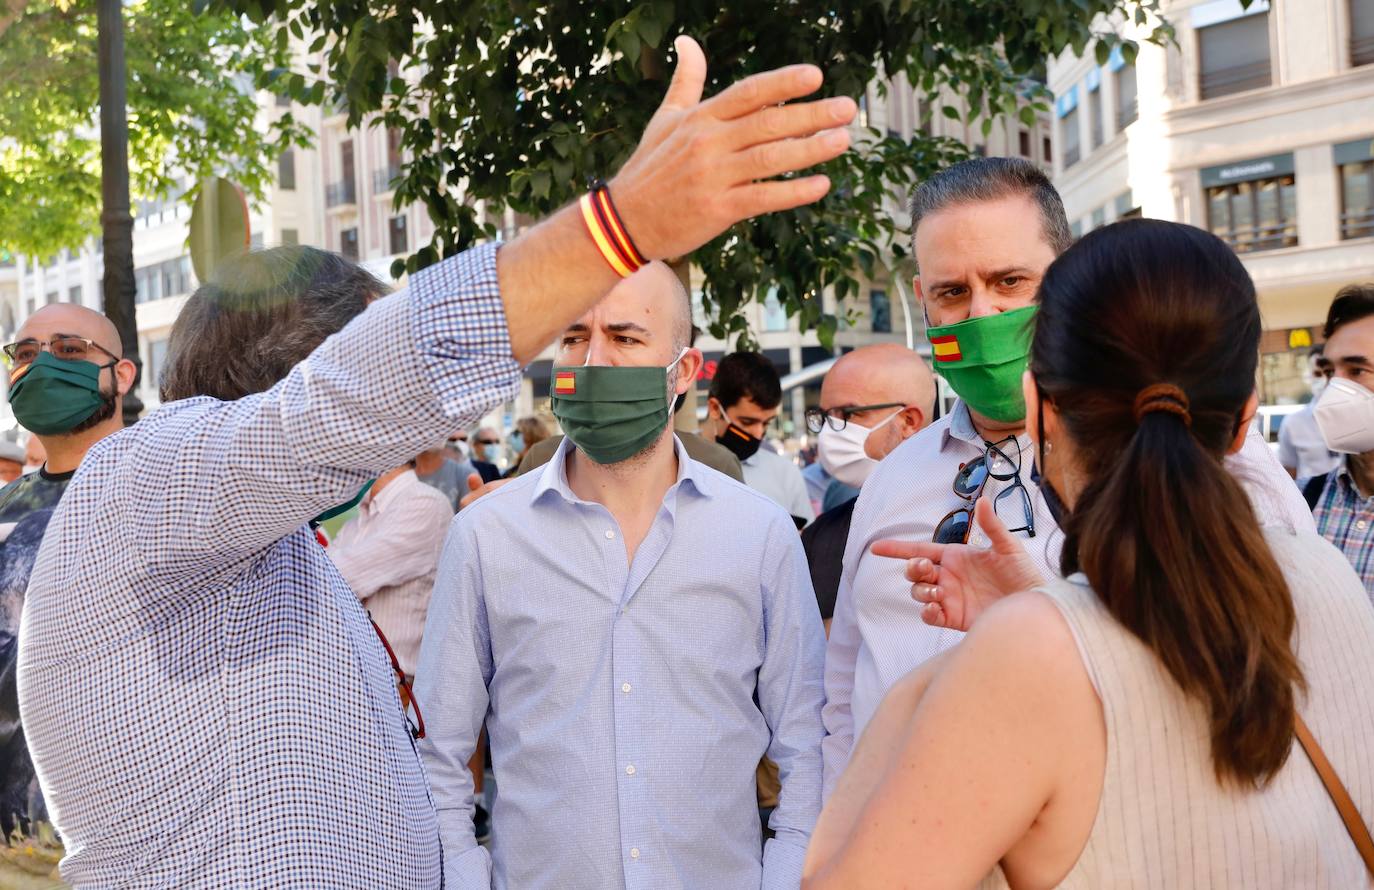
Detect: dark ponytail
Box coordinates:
(1033, 220, 1304, 787)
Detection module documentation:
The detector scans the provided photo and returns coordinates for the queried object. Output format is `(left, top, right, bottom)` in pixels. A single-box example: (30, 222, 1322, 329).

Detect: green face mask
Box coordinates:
(8, 351, 113, 435)
(926, 306, 1038, 424)
(550, 349, 686, 465)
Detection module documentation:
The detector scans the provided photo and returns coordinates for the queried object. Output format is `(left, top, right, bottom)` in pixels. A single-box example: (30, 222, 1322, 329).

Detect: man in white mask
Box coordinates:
(801, 344, 935, 631)
(1306, 282, 1374, 603)
(1278, 346, 1339, 480)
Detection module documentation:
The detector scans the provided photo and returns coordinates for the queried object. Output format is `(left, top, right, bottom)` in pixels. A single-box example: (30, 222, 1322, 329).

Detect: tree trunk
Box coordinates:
(98, 0, 143, 424)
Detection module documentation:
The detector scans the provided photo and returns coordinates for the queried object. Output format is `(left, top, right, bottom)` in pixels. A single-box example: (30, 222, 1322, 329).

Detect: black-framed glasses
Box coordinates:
(2, 336, 120, 367)
(805, 402, 904, 434)
(370, 616, 425, 740)
(932, 436, 1036, 544)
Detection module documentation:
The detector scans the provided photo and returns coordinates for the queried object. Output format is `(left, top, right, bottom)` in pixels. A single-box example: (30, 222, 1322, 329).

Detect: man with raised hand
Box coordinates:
(19, 36, 853, 888)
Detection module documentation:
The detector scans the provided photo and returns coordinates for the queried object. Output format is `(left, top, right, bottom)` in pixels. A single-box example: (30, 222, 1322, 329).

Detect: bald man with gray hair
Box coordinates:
(802, 344, 936, 630)
(0, 303, 138, 842)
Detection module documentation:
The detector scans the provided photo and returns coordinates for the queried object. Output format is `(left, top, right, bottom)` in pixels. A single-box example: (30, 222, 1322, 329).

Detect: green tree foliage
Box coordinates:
(0, 0, 310, 259)
(224, 0, 1169, 345)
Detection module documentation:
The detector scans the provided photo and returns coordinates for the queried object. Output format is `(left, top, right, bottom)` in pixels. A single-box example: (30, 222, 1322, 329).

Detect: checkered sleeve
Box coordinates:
(126, 242, 520, 581)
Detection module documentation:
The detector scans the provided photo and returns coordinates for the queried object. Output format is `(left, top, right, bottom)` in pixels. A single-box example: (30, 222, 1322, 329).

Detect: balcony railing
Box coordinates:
(1116, 100, 1138, 130)
(373, 164, 402, 194)
(326, 179, 357, 208)
(1341, 209, 1374, 241)
(1062, 145, 1081, 168)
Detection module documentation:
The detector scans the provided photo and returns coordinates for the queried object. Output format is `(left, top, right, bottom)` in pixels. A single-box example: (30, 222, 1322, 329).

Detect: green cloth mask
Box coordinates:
(926, 306, 1038, 423)
(8, 351, 113, 435)
(550, 350, 686, 465)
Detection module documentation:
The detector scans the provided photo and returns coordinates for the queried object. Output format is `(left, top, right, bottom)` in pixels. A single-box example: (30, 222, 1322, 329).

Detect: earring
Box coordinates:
(1044, 441, 1053, 455)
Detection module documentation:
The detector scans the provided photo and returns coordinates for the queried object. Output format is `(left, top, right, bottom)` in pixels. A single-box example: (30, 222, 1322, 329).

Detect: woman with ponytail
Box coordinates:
(803, 220, 1374, 888)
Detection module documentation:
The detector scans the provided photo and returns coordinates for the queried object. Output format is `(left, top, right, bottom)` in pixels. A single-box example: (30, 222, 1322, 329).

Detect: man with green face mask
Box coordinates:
(819, 156, 1314, 800)
(417, 261, 826, 888)
(0, 303, 136, 848)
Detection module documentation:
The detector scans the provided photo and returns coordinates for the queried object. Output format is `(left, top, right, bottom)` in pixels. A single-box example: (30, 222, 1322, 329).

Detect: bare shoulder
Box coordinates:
(958, 588, 1084, 676)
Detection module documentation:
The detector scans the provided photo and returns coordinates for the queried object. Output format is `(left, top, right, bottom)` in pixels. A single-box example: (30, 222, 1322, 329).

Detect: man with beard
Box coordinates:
(418, 261, 826, 888)
(0, 304, 137, 838)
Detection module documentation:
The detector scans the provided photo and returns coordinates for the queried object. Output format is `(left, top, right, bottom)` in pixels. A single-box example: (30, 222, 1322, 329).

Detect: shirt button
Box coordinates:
(630, 848, 640, 860)
(605, 529, 615, 539)
(622, 682, 632, 693)
(625, 764, 636, 776)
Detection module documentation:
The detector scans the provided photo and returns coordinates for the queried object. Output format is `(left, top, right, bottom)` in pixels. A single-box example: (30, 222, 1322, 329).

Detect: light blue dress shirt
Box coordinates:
(417, 436, 826, 889)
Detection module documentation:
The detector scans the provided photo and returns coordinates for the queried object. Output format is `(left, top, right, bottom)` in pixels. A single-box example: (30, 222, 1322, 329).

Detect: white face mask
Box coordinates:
(446, 439, 470, 460)
(817, 409, 901, 488)
(1314, 376, 1374, 454)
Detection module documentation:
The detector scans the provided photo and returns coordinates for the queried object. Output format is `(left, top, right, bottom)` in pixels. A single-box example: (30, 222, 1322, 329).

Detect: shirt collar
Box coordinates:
(532, 435, 718, 507)
(941, 400, 984, 450)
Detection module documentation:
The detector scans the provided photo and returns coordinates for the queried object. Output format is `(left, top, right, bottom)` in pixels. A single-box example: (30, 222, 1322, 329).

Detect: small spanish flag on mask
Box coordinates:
(931, 334, 962, 363)
(554, 371, 577, 395)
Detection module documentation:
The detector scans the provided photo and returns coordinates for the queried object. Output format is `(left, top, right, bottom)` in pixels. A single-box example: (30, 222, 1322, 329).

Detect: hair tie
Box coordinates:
(1133, 383, 1191, 427)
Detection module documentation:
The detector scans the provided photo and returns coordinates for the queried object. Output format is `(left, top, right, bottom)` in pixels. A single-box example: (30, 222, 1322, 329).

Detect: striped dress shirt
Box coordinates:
(822, 400, 1316, 799)
(417, 436, 826, 889)
(329, 469, 455, 677)
(18, 243, 519, 887)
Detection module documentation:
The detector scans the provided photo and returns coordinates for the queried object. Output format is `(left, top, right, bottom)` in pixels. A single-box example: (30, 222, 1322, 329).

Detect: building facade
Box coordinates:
(1049, 0, 1374, 404)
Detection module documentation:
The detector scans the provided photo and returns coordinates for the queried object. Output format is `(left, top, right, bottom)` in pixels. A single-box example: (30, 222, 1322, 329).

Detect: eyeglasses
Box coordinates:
(474, 438, 499, 446)
(369, 616, 425, 740)
(805, 402, 904, 434)
(2, 336, 120, 367)
(932, 436, 1036, 544)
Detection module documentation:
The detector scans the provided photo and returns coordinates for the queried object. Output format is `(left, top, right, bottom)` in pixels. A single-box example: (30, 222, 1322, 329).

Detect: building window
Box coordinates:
(278, 149, 296, 191)
(870, 289, 892, 333)
(135, 255, 193, 304)
(328, 141, 357, 207)
(1070, 219, 1083, 239)
(1206, 175, 1297, 253)
(1091, 207, 1107, 230)
(389, 215, 408, 255)
(1116, 64, 1138, 128)
(68, 285, 81, 304)
(1198, 11, 1271, 100)
(45, 292, 57, 306)
(1042, 136, 1053, 163)
(281, 228, 299, 246)
(1018, 129, 1031, 157)
(1060, 107, 1080, 167)
(1088, 87, 1103, 150)
(148, 338, 169, 392)
(1114, 191, 1141, 220)
(341, 227, 359, 261)
(762, 288, 788, 333)
(1353, 0, 1374, 66)
(857, 92, 869, 128)
(1340, 158, 1374, 239)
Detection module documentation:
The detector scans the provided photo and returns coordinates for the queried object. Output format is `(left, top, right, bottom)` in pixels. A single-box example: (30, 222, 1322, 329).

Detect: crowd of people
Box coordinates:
(0, 33, 1371, 889)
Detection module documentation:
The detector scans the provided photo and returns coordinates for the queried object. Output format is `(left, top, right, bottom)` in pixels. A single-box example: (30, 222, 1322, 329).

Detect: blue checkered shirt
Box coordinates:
(18, 243, 520, 887)
(1312, 459, 1374, 606)
(417, 437, 827, 890)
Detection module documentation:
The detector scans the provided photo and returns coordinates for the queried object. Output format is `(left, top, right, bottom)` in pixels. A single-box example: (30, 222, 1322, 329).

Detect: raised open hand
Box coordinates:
(609, 35, 856, 261)
(870, 497, 1044, 632)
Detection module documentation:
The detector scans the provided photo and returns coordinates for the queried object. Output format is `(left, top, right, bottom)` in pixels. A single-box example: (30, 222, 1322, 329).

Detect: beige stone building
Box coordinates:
(1048, 0, 1374, 405)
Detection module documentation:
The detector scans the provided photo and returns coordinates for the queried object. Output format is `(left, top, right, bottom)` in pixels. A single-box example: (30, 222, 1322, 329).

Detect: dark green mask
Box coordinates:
(8, 351, 113, 435)
(550, 351, 685, 465)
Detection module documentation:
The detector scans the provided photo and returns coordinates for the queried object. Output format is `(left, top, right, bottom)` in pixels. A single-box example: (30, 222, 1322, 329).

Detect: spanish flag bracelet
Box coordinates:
(579, 179, 647, 278)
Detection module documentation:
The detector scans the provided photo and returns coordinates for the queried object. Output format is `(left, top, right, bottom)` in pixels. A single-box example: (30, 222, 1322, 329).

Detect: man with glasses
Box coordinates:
(800, 344, 934, 634)
(0, 304, 136, 845)
(820, 156, 1312, 798)
(703, 351, 815, 527)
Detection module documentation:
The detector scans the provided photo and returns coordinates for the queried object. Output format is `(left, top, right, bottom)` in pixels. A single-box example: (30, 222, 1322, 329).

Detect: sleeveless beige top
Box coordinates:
(980, 528, 1374, 888)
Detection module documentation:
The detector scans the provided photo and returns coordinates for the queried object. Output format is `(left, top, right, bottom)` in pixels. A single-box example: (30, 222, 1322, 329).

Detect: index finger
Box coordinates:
(704, 64, 824, 122)
(870, 539, 945, 562)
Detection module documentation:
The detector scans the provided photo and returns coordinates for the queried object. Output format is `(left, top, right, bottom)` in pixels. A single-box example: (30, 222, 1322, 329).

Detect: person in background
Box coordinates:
(703, 351, 815, 527)
(1303, 283, 1374, 602)
(1278, 345, 1340, 481)
(471, 426, 506, 475)
(801, 344, 934, 632)
(22, 437, 43, 475)
(416, 443, 481, 512)
(0, 441, 23, 484)
(804, 219, 1374, 889)
(0, 304, 137, 841)
(418, 260, 826, 888)
(504, 416, 551, 477)
(326, 458, 454, 678)
(821, 157, 1313, 798)
(517, 322, 745, 483)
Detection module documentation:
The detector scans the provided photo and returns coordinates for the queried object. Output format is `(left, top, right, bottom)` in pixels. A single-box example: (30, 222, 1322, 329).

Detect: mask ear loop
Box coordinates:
(664, 347, 689, 408)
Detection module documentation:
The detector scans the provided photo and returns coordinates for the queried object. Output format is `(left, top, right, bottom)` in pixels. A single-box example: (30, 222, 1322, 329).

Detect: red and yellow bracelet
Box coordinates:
(579, 179, 647, 278)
